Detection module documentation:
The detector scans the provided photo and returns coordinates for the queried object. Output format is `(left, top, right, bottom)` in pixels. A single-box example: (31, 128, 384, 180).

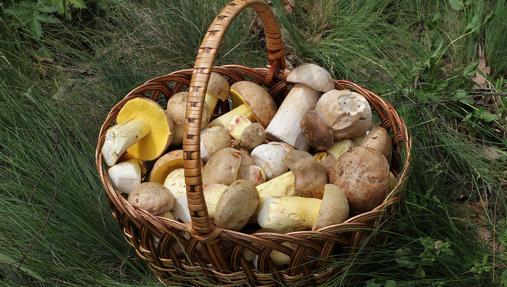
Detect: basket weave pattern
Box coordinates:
(96, 1, 411, 286)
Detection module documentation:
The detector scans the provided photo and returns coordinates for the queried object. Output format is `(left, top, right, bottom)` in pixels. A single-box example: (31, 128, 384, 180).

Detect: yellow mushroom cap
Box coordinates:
(149, 150, 183, 184)
(116, 98, 173, 161)
(230, 81, 277, 127)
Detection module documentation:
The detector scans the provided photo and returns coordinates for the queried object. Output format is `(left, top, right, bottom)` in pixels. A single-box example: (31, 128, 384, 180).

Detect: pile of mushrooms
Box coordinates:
(102, 65, 398, 266)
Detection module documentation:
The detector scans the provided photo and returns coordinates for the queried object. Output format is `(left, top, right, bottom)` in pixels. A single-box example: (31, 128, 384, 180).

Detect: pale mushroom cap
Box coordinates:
(167, 91, 210, 127)
(128, 182, 175, 216)
(251, 143, 289, 179)
(207, 72, 230, 101)
(202, 147, 242, 185)
(313, 184, 349, 230)
(200, 126, 232, 162)
(108, 159, 141, 194)
(331, 146, 389, 213)
(286, 63, 334, 92)
(315, 90, 372, 140)
(203, 183, 227, 218)
(300, 110, 334, 151)
(163, 168, 190, 222)
(230, 81, 277, 127)
(362, 125, 392, 161)
(214, 180, 260, 231)
(149, 149, 183, 184)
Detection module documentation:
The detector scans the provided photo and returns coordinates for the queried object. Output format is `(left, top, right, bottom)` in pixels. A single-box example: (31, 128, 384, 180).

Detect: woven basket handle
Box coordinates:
(183, 0, 285, 236)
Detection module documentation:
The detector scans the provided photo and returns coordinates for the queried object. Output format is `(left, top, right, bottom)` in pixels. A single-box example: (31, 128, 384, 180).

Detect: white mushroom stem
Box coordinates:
(102, 118, 150, 166)
(207, 104, 254, 128)
(163, 168, 190, 222)
(265, 84, 320, 150)
(257, 196, 321, 233)
(251, 143, 290, 179)
(228, 115, 252, 140)
(107, 159, 141, 194)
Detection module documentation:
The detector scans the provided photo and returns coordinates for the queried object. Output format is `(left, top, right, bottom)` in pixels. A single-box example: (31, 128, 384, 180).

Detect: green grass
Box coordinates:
(1, 0, 506, 286)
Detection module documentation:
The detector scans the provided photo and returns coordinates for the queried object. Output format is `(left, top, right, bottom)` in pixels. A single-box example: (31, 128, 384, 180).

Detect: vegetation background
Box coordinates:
(0, 0, 505, 286)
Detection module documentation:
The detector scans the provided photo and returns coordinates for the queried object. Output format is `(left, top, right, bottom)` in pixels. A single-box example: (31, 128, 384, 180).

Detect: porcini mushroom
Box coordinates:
(251, 142, 291, 179)
(239, 164, 266, 186)
(257, 196, 321, 233)
(208, 81, 277, 128)
(203, 183, 227, 219)
(101, 98, 173, 166)
(313, 184, 349, 230)
(327, 139, 355, 159)
(300, 110, 334, 151)
(362, 125, 392, 161)
(214, 180, 259, 230)
(266, 63, 334, 150)
(331, 146, 389, 213)
(200, 126, 232, 162)
(128, 182, 175, 216)
(228, 115, 266, 150)
(315, 89, 372, 140)
(285, 150, 327, 199)
(163, 168, 190, 222)
(107, 159, 142, 194)
(149, 150, 183, 184)
(202, 147, 242, 185)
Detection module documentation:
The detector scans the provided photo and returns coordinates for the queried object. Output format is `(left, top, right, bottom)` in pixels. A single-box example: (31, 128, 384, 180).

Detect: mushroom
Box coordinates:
(107, 159, 142, 194)
(101, 98, 174, 166)
(149, 150, 183, 184)
(168, 73, 229, 145)
(228, 115, 266, 150)
(202, 147, 242, 185)
(361, 125, 392, 161)
(251, 142, 291, 179)
(315, 89, 372, 140)
(331, 146, 389, 213)
(214, 180, 259, 231)
(163, 168, 190, 222)
(128, 182, 175, 216)
(313, 152, 336, 178)
(239, 164, 266, 186)
(208, 81, 277, 128)
(257, 184, 349, 233)
(162, 211, 176, 220)
(327, 139, 355, 159)
(285, 150, 327, 199)
(300, 110, 334, 151)
(203, 183, 227, 219)
(313, 184, 349, 230)
(200, 126, 232, 162)
(266, 63, 334, 150)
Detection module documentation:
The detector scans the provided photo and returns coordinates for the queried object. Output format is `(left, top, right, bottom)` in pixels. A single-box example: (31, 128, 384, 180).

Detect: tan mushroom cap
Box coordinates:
(202, 147, 242, 185)
(313, 184, 349, 230)
(214, 180, 260, 231)
(331, 146, 389, 213)
(128, 182, 175, 216)
(300, 110, 334, 151)
(207, 72, 230, 102)
(167, 91, 210, 127)
(200, 126, 232, 162)
(362, 125, 392, 161)
(149, 149, 183, 184)
(117, 98, 173, 161)
(230, 81, 277, 127)
(285, 150, 328, 199)
(286, 63, 334, 92)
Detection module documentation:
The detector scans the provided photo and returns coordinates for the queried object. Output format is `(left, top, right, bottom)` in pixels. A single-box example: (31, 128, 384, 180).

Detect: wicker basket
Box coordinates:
(95, 0, 412, 285)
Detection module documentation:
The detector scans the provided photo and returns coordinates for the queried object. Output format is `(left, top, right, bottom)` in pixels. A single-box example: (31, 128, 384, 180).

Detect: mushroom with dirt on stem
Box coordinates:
(101, 97, 174, 166)
(265, 63, 334, 150)
(208, 81, 277, 129)
(228, 115, 266, 150)
(128, 182, 175, 216)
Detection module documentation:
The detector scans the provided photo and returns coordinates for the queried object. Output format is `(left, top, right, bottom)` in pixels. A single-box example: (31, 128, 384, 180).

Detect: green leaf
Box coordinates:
(395, 247, 416, 269)
(36, 14, 60, 24)
(448, 0, 464, 11)
(30, 13, 43, 40)
(463, 62, 478, 77)
(68, 0, 87, 9)
(474, 108, 500, 122)
(465, 14, 481, 33)
(501, 270, 507, 286)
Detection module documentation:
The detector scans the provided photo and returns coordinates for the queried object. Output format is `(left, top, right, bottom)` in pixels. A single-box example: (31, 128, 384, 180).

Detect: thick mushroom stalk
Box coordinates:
(266, 63, 334, 150)
(228, 115, 266, 150)
(101, 98, 173, 166)
(107, 159, 142, 194)
(251, 142, 292, 179)
(208, 81, 277, 128)
(257, 196, 321, 233)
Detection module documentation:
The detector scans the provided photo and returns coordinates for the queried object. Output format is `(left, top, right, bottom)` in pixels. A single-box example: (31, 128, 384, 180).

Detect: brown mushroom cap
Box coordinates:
(362, 125, 392, 161)
(315, 90, 372, 140)
(313, 184, 349, 230)
(200, 126, 232, 162)
(286, 63, 334, 92)
(230, 81, 277, 127)
(202, 147, 242, 185)
(300, 110, 334, 151)
(207, 72, 230, 102)
(128, 182, 175, 215)
(331, 146, 389, 213)
(285, 150, 327, 199)
(240, 123, 266, 150)
(167, 91, 209, 127)
(214, 180, 260, 230)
